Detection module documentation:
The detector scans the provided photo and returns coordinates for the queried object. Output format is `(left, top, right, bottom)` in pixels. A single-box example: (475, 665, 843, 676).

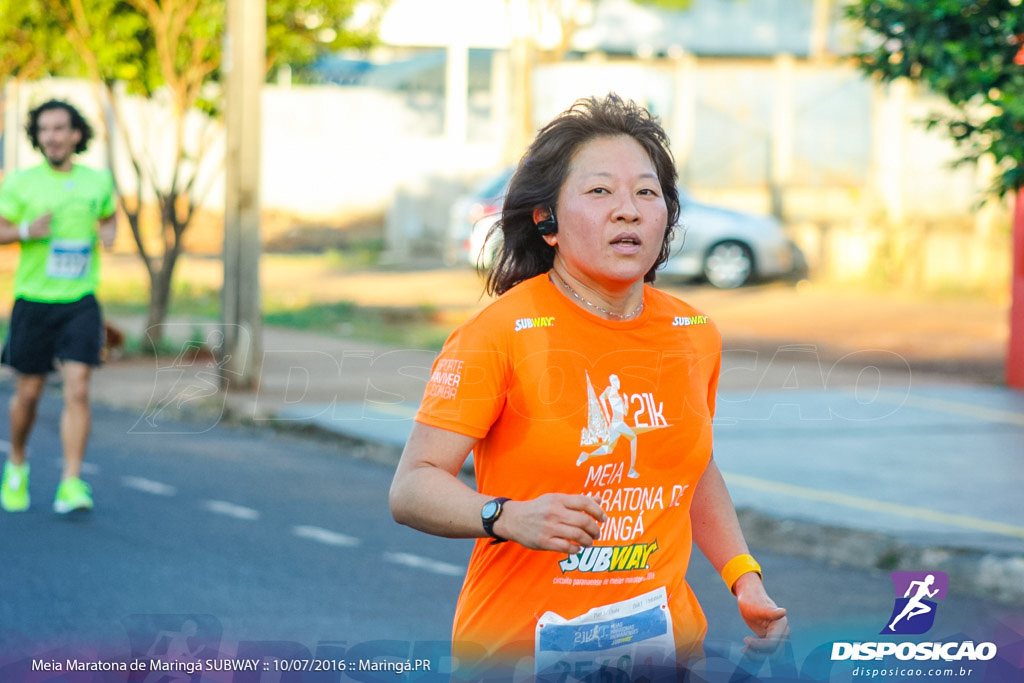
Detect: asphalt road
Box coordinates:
(0, 386, 1016, 682)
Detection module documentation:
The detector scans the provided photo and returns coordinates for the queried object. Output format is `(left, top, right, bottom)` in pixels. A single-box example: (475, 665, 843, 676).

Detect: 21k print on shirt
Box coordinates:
(558, 370, 680, 578)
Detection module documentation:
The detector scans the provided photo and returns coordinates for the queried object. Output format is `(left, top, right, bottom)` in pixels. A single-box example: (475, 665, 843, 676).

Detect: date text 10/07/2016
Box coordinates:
(271, 658, 433, 674)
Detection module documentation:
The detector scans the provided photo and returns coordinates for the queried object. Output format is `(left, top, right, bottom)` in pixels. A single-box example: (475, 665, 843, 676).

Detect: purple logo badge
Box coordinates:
(881, 571, 949, 635)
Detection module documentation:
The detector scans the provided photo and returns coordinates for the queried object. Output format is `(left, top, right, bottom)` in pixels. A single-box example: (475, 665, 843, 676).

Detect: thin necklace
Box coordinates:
(550, 272, 644, 320)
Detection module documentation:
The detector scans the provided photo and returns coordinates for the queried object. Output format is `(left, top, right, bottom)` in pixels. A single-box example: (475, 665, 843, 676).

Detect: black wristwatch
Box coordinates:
(481, 497, 510, 544)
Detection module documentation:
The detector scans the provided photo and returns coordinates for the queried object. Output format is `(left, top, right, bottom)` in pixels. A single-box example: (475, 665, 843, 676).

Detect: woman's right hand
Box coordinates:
(495, 494, 606, 553)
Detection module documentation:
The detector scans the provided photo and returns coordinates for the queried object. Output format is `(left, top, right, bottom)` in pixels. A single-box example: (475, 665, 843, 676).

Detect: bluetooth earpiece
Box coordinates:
(534, 206, 558, 236)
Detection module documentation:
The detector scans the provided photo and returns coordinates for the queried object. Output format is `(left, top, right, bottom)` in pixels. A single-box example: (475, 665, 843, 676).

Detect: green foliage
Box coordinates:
(267, 0, 381, 82)
(845, 0, 1024, 195)
(0, 0, 77, 80)
(1, 0, 383, 93)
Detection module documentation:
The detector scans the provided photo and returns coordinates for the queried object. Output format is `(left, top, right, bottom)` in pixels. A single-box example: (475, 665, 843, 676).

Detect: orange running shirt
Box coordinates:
(415, 274, 722, 668)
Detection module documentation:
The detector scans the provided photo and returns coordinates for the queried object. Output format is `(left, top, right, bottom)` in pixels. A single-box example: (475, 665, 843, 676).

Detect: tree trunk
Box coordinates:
(144, 267, 170, 348)
(144, 248, 181, 348)
(1007, 186, 1024, 389)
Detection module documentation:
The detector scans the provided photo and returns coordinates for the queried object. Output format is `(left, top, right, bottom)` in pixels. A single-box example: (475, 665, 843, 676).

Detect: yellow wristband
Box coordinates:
(721, 553, 762, 593)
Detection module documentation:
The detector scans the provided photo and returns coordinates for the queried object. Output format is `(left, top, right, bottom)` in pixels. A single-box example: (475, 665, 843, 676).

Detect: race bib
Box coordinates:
(535, 587, 676, 682)
(46, 240, 92, 280)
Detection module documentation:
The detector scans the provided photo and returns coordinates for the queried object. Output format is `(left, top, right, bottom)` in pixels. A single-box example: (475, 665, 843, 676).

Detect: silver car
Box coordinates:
(451, 170, 802, 288)
(446, 167, 513, 268)
(660, 189, 799, 289)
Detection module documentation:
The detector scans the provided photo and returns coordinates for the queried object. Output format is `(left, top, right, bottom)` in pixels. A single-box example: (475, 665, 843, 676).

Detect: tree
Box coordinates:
(845, 0, 1024, 387)
(845, 0, 1024, 195)
(0, 0, 77, 142)
(1, 0, 383, 344)
(0, 1, 74, 83)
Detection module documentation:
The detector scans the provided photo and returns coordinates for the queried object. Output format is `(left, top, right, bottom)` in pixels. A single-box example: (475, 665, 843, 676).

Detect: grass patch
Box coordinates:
(121, 325, 214, 358)
(97, 284, 454, 351)
(263, 300, 357, 328)
(322, 238, 386, 268)
(263, 301, 452, 350)
(98, 279, 222, 319)
(98, 287, 454, 351)
(97, 290, 454, 352)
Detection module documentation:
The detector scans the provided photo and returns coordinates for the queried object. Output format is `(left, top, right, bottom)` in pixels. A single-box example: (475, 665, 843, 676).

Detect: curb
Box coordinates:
(735, 509, 1024, 605)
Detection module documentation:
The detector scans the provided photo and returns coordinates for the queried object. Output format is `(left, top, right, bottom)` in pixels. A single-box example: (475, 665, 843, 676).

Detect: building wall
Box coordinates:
(1, 57, 1010, 290)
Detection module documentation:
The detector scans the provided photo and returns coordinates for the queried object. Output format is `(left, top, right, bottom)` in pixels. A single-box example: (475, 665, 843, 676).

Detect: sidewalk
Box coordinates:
(94, 292, 1024, 605)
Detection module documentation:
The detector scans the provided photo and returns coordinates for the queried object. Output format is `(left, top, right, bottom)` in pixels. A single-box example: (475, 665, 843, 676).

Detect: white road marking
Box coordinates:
(292, 525, 361, 547)
(870, 390, 1024, 427)
(121, 476, 177, 496)
(204, 500, 261, 520)
(724, 471, 1024, 540)
(383, 552, 465, 577)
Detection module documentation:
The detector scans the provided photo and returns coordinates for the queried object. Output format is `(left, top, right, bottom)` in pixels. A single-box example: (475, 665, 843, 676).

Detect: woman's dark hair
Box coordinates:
(26, 99, 94, 154)
(485, 93, 680, 296)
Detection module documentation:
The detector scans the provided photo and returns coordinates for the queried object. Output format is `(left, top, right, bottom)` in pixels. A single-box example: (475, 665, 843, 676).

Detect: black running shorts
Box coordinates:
(1, 295, 104, 374)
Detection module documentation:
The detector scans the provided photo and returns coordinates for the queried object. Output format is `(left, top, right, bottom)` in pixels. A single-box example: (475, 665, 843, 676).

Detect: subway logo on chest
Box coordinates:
(515, 316, 555, 332)
(673, 315, 709, 327)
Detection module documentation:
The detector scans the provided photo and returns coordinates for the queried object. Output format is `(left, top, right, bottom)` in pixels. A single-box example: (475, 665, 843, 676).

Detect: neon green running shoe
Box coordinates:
(53, 477, 93, 514)
(1, 461, 30, 512)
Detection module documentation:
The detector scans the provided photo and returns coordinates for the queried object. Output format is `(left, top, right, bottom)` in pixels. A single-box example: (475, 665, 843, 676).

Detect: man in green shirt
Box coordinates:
(0, 99, 117, 514)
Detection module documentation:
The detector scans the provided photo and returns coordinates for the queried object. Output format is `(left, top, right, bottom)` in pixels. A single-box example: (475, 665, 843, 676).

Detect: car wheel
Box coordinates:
(704, 240, 754, 289)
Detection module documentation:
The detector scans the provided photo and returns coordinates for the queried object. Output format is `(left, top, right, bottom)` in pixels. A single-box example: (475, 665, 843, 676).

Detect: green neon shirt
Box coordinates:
(0, 163, 115, 303)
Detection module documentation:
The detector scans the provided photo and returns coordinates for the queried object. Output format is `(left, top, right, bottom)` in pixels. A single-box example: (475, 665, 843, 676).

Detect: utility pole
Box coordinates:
(506, 0, 537, 162)
(221, 0, 265, 390)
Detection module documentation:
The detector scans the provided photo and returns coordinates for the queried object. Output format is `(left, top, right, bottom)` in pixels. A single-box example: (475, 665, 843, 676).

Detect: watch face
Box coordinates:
(482, 501, 499, 521)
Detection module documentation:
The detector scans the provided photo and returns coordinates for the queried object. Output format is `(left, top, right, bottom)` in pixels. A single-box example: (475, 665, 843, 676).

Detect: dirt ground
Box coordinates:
(0, 249, 1010, 386)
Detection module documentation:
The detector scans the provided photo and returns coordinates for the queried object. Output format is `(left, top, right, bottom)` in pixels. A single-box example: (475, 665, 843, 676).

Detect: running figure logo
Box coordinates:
(577, 372, 669, 479)
(881, 571, 949, 635)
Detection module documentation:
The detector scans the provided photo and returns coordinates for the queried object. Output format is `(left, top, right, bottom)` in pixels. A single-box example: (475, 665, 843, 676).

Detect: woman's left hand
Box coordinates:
(733, 572, 789, 653)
